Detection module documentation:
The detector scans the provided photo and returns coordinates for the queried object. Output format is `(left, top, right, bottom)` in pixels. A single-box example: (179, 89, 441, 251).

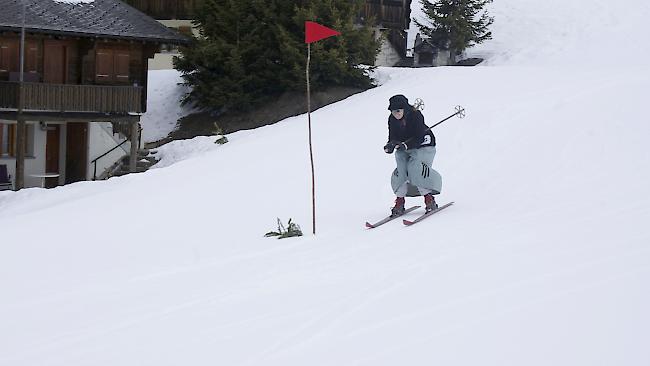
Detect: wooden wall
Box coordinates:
(0, 34, 151, 87)
(362, 0, 412, 30)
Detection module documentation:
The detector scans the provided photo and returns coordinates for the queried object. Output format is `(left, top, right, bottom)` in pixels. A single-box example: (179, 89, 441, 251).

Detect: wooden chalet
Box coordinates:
(0, 0, 188, 190)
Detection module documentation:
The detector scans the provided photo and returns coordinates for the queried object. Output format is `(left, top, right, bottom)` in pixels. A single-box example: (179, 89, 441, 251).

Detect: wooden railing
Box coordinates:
(0, 81, 143, 114)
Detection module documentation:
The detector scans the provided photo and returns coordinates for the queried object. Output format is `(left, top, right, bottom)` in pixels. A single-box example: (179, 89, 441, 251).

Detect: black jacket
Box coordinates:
(387, 108, 435, 149)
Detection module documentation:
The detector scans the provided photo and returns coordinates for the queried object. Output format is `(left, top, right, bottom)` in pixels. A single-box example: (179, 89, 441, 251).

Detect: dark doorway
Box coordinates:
(45, 124, 60, 188)
(65, 122, 88, 184)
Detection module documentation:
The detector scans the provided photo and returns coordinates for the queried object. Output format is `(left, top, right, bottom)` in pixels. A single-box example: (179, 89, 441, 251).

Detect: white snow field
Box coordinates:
(2, 0, 650, 365)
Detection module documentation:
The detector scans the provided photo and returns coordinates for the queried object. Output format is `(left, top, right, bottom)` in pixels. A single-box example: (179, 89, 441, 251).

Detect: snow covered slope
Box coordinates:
(2, 1, 650, 365)
(412, 0, 650, 66)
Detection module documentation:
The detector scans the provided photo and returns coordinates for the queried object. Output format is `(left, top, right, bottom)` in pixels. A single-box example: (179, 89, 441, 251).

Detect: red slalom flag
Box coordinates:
(304, 21, 339, 235)
(305, 21, 340, 44)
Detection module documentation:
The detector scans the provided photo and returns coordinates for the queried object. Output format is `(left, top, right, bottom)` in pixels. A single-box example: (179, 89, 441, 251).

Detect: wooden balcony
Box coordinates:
(0, 81, 143, 114)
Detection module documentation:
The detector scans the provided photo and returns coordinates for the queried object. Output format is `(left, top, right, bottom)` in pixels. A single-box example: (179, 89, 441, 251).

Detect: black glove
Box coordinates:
(395, 142, 408, 151)
(384, 142, 396, 154)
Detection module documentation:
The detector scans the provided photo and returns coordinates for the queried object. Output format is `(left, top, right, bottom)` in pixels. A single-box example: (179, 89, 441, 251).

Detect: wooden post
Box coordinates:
(306, 43, 316, 235)
(15, 2, 27, 190)
(15, 117, 26, 190)
(129, 121, 139, 173)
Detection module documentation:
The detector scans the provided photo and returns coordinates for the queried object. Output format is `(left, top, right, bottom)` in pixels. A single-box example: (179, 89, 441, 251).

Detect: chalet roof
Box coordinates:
(0, 0, 189, 44)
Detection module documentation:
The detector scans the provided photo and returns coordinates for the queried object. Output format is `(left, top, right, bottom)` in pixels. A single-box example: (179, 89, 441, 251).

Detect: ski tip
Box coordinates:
(365, 222, 375, 229)
(402, 219, 414, 226)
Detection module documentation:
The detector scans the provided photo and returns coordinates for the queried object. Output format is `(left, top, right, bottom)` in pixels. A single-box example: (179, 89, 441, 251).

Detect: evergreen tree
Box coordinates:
(174, 0, 379, 113)
(293, 0, 379, 90)
(414, 0, 494, 63)
(174, 0, 293, 111)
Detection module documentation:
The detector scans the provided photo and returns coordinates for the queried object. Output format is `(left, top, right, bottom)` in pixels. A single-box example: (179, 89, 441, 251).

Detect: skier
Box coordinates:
(383, 94, 442, 216)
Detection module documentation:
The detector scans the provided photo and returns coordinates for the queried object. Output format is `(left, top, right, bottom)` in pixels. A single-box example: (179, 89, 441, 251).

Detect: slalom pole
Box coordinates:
(303, 21, 340, 235)
(306, 43, 316, 235)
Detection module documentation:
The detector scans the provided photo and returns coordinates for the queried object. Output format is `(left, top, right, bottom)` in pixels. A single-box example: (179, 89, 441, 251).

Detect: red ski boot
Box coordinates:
(391, 197, 406, 217)
(424, 194, 438, 213)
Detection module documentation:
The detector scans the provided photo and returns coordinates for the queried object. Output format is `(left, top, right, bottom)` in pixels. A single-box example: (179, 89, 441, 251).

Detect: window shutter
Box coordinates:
(8, 124, 16, 156)
(0, 124, 4, 155)
(0, 44, 12, 73)
(96, 49, 113, 82)
(114, 51, 130, 82)
(26, 42, 38, 74)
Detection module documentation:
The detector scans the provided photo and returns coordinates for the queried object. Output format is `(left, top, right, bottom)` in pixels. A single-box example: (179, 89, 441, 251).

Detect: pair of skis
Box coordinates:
(365, 202, 454, 229)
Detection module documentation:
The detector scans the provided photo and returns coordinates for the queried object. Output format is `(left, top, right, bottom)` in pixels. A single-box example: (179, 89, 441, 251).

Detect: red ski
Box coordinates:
(365, 206, 420, 229)
(403, 202, 454, 226)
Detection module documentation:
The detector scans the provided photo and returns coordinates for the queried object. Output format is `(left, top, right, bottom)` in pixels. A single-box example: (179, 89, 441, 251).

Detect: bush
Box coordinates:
(265, 218, 303, 239)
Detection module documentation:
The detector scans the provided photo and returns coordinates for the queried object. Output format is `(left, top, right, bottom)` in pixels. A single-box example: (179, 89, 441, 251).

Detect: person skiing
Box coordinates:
(383, 94, 442, 216)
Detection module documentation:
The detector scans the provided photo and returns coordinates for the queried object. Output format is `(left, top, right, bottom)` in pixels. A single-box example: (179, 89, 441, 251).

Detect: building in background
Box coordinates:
(0, 0, 188, 190)
(360, 0, 412, 66)
(412, 33, 451, 67)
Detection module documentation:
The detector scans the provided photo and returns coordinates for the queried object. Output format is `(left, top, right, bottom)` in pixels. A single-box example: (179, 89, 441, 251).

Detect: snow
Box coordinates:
(151, 135, 224, 169)
(140, 69, 197, 143)
(2, 0, 650, 365)
(409, 0, 650, 66)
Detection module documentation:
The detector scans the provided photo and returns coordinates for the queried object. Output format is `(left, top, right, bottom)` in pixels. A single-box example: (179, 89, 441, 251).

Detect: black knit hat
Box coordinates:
(388, 94, 409, 111)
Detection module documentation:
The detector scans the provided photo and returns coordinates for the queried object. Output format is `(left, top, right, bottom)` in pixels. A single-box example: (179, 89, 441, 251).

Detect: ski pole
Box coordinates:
(428, 105, 466, 131)
(398, 106, 466, 148)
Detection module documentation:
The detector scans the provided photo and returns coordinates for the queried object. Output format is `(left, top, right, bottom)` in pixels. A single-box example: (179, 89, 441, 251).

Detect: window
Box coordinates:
(0, 123, 15, 156)
(0, 123, 35, 157)
(96, 49, 112, 82)
(0, 40, 19, 74)
(0, 40, 37, 75)
(115, 52, 130, 82)
(95, 47, 130, 83)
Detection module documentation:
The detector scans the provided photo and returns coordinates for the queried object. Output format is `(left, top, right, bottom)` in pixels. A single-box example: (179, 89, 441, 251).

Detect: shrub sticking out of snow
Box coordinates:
(264, 218, 303, 239)
(213, 123, 228, 145)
